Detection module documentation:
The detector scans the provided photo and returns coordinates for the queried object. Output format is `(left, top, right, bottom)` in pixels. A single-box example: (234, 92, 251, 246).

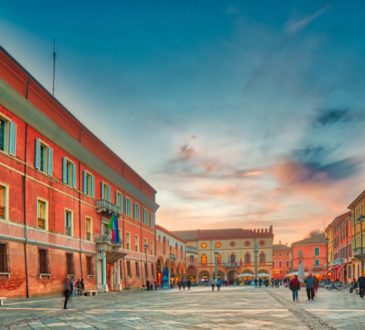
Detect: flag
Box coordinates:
(108, 213, 120, 243)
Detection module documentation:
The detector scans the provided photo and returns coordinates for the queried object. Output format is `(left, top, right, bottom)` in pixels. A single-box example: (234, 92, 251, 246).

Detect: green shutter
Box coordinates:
(107, 186, 111, 202)
(101, 182, 104, 199)
(62, 157, 67, 183)
(91, 175, 95, 198)
(47, 147, 53, 176)
(8, 121, 16, 156)
(83, 171, 87, 193)
(72, 163, 76, 188)
(35, 138, 41, 169)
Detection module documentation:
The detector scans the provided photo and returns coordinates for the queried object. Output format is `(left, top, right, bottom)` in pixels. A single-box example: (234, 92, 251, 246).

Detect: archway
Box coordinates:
(198, 270, 210, 284)
(227, 270, 236, 285)
(186, 265, 197, 285)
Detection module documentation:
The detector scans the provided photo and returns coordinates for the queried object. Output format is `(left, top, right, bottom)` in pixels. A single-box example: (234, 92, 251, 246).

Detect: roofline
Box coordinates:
(156, 225, 186, 243)
(348, 190, 365, 209)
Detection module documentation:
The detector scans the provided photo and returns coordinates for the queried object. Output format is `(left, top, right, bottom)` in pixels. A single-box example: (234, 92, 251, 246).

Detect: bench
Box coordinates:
(0, 297, 6, 306)
(84, 289, 98, 296)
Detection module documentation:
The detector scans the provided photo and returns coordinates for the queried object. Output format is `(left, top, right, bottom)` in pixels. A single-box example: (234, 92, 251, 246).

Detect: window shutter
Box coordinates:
(8, 121, 16, 156)
(101, 182, 104, 199)
(83, 171, 87, 193)
(47, 147, 53, 176)
(72, 163, 76, 188)
(35, 138, 41, 169)
(91, 175, 95, 198)
(107, 186, 111, 202)
(62, 157, 67, 183)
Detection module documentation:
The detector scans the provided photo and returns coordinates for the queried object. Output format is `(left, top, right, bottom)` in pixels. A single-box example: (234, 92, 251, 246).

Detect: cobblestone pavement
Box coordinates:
(1, 286, 365, 329)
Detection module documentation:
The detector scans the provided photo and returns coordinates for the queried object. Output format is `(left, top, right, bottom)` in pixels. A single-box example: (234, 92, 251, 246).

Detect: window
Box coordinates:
(126, 232, 131, 250)
(102, 219, 109, 235)
(126, 261, 131, 277)
(279, 261, 282, 268)
(0, 184, 8, 220)
(244, 252, 251, 264)
(134, 203, 140, 221)
(62, 157, 76, 188)
(298, 250, 303, 258)
(150, 241, 154, 255)
(86, 256, 94, 275)
(259, 252, 266, 264)
(85, 217, 92, 241)
(143, 208, 149, 225)
(135, 262, 140, 277)
(0, 116, 16, 156)
(37, 199, 48, 230)
(64, 210, 73, 236)
(314, 247, 320, 256)
(190, 255, 194, 264)
(286, 261, 290, 267)
(101, 182, 111, 201)
(0, 243, 9, 272)
(215, 242, 222, 248)
(125, 197, 132, 216)
(150, 212, 155, 227)
(116, 191, 123, 213)
(135, 235, 139, 251)
(230, 254, 236, 264)
(151, 264, 155, 277)
(83, 171, 95, 197)
(39, 249, 49, 274)
(201, 253, 207, 265)
(66, 253, 75, 275)
(314, 259, 320, 266)
(35, 139, 53, 175)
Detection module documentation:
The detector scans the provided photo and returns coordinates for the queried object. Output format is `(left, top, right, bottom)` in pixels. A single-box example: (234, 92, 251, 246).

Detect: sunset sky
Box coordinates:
(1, 1, 365, 244)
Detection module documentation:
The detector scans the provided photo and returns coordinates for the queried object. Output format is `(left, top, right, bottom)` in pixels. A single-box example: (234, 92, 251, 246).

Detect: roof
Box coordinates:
(273, 244, 290, 251)
(292, 233, 326, 246)
(348, 190, 365, 209)
(326, 211, 351, 232)
(171, 226, 273, 241)
(156, 225, 186, 243)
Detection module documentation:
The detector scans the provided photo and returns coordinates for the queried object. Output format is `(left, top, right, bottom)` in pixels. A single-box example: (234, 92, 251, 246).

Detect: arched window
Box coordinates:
(163, 236, 166, 254)
(259, 252, 266, 264)
(230, 254, 236, 264)
(244, 252, 251, 264)
(215, 253, 221, 265)
(201, 253, 207, 265)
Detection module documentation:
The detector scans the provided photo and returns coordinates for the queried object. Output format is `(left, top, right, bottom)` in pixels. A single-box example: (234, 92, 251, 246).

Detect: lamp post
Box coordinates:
(144, 243, 149, 286)
(214, 250, 218, 279)
(356, 216, 365, 276)
(254, 240, 259, 285)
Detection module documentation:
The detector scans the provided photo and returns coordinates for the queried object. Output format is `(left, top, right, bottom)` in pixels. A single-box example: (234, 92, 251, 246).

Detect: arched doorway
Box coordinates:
(186, 265, 197, 285)
(227, 270, 236, 285)
(156, 257, 164, 286)
(198, 270, 210, 285)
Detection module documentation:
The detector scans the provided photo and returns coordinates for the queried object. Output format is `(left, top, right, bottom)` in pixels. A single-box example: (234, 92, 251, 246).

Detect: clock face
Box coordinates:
(201, 242, 207, 248)
(215, 242, 222, 248)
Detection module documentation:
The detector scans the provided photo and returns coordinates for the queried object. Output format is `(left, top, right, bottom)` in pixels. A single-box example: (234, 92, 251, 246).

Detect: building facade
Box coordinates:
(172, 227, 274, 284)
(272, 243, 291, 279)
(0, 47, 158, 298)
(348, 190, 365, 280)
(155, 225, 186, 288)
(291, 233, 327, 276)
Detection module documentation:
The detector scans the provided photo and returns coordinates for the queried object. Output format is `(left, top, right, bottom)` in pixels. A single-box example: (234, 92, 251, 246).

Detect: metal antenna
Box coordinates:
(52, 38, 56, 96)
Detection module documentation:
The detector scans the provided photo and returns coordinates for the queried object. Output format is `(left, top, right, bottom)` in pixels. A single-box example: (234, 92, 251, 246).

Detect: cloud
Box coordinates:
(315, 108, 352, 126)
(285, 5, 330, 36)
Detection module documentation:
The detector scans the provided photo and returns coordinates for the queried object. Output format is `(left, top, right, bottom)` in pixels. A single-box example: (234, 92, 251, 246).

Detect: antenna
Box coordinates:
(52, 38, 56, 96)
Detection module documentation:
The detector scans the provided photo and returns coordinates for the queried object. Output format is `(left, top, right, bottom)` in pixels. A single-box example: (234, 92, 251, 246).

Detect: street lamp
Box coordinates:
(254, 240, 259, 285)
(356, 215, 365, 276)
(214, 250, 219, 280)
(144, 243, 149, 286)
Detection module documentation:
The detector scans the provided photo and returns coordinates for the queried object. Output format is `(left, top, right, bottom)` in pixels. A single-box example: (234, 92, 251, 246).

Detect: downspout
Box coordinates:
(23, 77, 31, 298)
(78, 128, 83, 279)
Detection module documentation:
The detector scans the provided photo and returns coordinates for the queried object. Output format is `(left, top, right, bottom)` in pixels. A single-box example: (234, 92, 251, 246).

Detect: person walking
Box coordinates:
(216, 278, 222, 291)
(289, 275, 300, 302)
(210, 278, 215, 292)
(63, 277, 72, 309)
(187, 279, 191, 290)
(358, 274, 365, 298)
(304, 273, 315, 300)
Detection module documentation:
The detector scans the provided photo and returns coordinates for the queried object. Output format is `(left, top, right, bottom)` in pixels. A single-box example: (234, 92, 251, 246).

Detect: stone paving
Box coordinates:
(1, 286, 365, 329)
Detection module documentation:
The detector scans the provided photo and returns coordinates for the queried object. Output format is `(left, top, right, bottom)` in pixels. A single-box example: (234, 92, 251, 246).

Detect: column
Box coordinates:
(116, 260, 121, 291)
(102, 251, 107, 291)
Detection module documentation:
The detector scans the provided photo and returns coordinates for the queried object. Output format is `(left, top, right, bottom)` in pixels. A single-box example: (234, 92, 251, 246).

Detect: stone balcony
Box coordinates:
(96, 199, 121, 215)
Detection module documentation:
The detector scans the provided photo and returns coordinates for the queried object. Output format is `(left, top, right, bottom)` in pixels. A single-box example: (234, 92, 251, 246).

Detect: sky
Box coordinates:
(1, 1, 365, 244)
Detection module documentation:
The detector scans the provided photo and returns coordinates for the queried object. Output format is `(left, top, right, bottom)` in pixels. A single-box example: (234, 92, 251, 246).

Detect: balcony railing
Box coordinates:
(96, 199, 121, 215)
(353, 247, 364, 258)
(223, 262, 240, 268)
(332, 258, 345, 265)
(169, 253, 177, 261)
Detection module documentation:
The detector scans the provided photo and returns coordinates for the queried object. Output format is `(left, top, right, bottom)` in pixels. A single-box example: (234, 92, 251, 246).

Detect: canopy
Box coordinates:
(286, 271, 309, 277)
(237, 272, 254, 277)
(257, 273, 271, 278)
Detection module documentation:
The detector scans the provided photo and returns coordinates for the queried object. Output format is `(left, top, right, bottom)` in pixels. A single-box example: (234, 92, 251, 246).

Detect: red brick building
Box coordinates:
(272, 243, 291, 279)
(291, 233, 327, 276)
(0, 46, 158, 298)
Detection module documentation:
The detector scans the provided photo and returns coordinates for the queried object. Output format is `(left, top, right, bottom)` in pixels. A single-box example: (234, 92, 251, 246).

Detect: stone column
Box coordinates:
(102, 251, 107, 291)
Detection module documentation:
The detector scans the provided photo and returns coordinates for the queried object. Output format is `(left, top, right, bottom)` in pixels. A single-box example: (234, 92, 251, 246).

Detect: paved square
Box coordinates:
(1, 286, 365, 329)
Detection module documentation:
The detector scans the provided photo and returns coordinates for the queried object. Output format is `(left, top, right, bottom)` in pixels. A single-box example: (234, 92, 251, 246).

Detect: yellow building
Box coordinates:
(172, 227, 273, 284)
(348, 190, 365, 279)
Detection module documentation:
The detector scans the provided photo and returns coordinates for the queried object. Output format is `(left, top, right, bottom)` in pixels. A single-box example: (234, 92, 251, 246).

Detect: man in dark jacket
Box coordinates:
(63, 277, 72, 309)
(304, 273, 315, 300)
(358, 274, 365, 298)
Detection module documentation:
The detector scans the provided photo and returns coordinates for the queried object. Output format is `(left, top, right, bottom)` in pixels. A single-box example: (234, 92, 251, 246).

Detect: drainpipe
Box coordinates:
(23, 77, 31, 298)
(78, 128, 83, 279)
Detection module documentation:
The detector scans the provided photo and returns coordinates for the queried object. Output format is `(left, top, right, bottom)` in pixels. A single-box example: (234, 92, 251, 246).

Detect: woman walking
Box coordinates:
(289, 275, 300, 303)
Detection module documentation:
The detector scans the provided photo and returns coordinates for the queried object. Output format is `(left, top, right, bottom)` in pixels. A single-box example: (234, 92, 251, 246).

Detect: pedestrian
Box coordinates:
(350, 278, 357, 293)
(80, 278, 85, 296)
(210, 278, 215, 291)
(304, 273, 315, 300)
(187, 279, 191, 290)
(63, 277, 72, 309)
(289, 275, 300, 303)
(70, 278, 74, 296)
(358, 274, 365, 298)
(216, 278, 222, 291)
(177, 280, 182, 290)
(182, 279, 187, 290)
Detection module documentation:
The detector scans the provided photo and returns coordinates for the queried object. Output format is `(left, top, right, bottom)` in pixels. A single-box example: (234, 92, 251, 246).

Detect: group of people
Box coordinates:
(210, 278, 222, 291)
(63, 277, 85, 309)
(177, 279, 192, 290)
(289, 273, 320, 302)
(350, 274, 365, 298)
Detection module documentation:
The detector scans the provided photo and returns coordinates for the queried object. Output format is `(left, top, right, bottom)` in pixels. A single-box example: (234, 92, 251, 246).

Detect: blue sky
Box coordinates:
(1, 1, 365, 243)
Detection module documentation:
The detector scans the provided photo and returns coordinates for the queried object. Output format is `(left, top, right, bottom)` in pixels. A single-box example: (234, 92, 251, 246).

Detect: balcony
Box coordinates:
(96, 200, 121, 215)
(332, 258, 345, 266)
(223, 262, 240, 269)
(353, 247, 364, 258)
